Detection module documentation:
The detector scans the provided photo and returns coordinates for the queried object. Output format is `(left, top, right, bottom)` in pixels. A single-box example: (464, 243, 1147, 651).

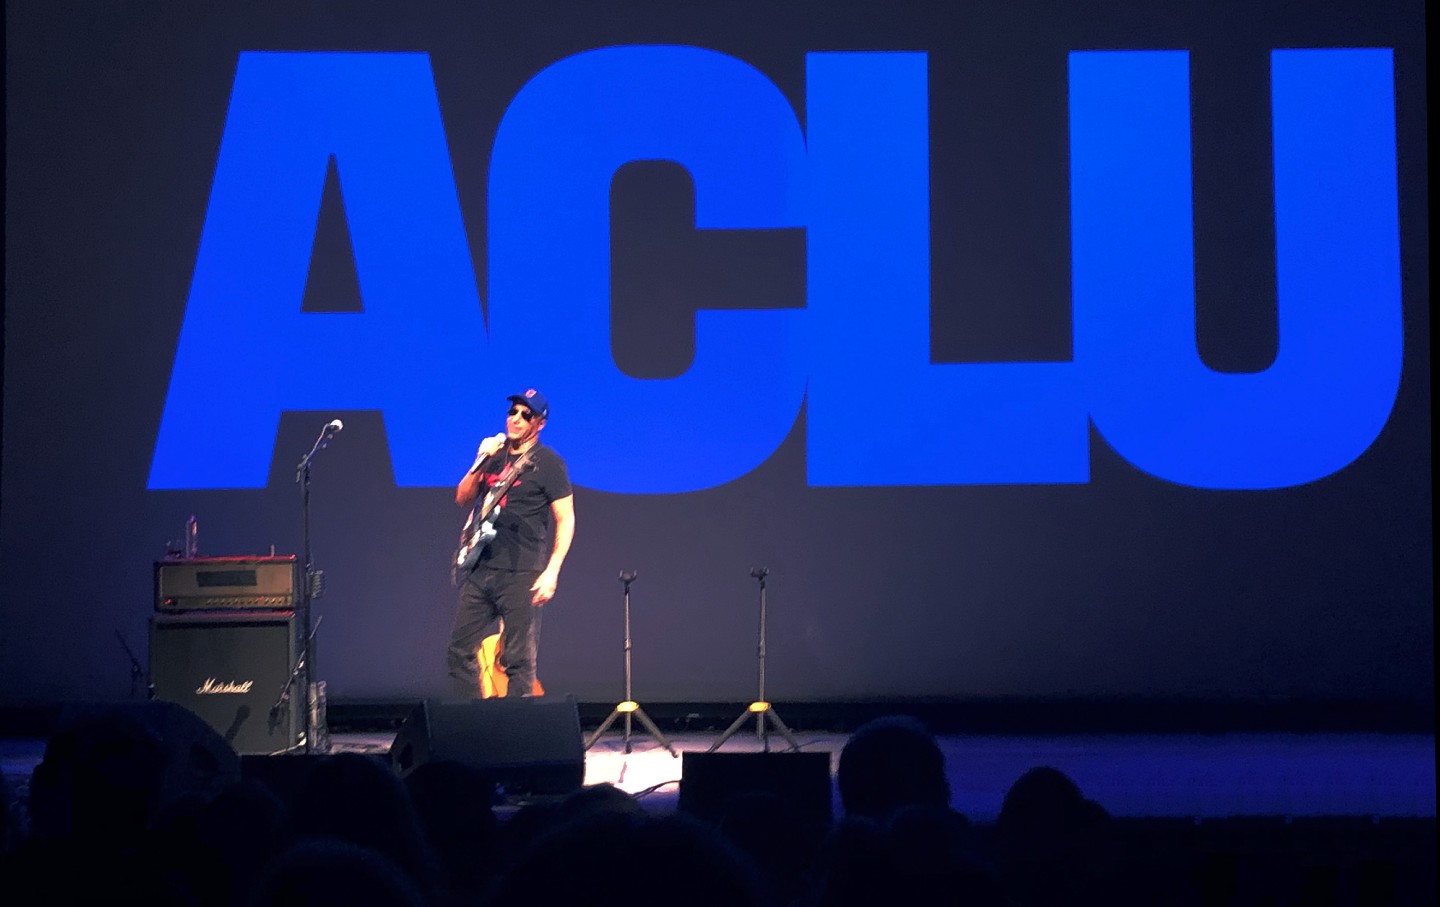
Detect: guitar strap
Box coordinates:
(458, 444, 539, 569)
(484, 445, 537, 516)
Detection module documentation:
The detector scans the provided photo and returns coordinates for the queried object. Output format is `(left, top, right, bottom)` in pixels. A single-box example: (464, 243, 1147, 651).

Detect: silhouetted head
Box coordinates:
(996, 764, 1087, 841)
(492, 810, 766, 907)
(28, 709, 167, 841)
(244, 837, 429, 907)
(836, 715, 951, 821)
(283, 752, 441, 897)
(403, 758, 498, 841)
(551, 781, 645, 827)
(995, 766, 1113, 903)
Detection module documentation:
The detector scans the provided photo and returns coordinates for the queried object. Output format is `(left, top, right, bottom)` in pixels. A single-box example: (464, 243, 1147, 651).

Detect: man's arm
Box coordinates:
(456, 469, 483, 508)
(530, 494, 575, 604)
(456, 435, 506, 507)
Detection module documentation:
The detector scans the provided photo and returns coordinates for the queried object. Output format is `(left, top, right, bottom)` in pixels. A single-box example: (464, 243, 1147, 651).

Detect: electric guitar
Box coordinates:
(452, 446, 537, 586)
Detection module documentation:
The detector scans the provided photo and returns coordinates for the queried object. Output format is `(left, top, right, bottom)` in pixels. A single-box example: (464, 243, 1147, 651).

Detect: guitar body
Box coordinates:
(452, 448, 536, 587)
(477, 632, 544, 698)
(453, 514, 496, 581)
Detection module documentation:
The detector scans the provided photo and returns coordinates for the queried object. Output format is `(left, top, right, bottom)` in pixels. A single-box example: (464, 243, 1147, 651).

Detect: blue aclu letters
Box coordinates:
(488, 46, 808, 493)
(148, 46, 1401, 493)
(148, 53, 486, 488)
(1069, 50, 1401, 489)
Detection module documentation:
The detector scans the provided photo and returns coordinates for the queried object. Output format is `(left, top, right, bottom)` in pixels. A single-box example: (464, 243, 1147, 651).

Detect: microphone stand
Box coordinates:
(115, 630, 148, 700)
(708, 567, 800, 753)
(292, 421, 339, 754)
(270, 616, 323, 753)
(584, 571, 678, 757)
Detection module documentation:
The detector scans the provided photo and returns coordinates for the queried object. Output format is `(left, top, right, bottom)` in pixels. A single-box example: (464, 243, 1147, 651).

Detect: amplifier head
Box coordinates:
(156, 556, 297, 611)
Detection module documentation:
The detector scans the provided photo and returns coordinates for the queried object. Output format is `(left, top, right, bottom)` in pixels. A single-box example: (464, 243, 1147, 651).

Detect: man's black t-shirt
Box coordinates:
(477, 443, 572, 572)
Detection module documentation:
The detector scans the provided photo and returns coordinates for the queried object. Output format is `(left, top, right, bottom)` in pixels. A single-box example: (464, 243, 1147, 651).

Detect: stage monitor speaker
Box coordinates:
(679, 751, 834, 829)
(390, 695, 584, 798)
(149, 610, 303, 755)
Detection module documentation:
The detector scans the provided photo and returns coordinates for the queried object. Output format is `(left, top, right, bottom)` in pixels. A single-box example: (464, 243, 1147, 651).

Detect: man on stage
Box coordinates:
(447, 388, 575, 698)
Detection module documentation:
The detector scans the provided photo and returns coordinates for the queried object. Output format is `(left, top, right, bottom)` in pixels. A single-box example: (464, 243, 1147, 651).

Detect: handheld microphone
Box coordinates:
(324, 419, 344, 434)
(471, 433, 507, 473)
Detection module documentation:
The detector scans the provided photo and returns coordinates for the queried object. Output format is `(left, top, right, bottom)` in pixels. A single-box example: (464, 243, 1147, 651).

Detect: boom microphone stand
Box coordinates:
(708, 567, 800, 753)
(585, 571, 678, 756)
(291, 418, 342, 754)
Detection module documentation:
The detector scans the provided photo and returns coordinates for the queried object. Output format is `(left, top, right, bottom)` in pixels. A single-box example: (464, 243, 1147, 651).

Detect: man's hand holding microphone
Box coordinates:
(470, 433, 507, 474)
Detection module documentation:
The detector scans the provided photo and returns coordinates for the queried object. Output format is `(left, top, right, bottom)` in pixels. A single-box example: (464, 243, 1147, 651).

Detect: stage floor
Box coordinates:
(4, 728, 1433, 823)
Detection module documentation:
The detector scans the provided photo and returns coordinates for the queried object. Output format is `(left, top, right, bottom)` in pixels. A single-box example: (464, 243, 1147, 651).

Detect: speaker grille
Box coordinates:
(149, 611, 302, 755)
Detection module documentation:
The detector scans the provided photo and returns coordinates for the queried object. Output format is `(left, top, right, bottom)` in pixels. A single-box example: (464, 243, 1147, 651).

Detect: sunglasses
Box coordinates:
(507, 406, 537, 422)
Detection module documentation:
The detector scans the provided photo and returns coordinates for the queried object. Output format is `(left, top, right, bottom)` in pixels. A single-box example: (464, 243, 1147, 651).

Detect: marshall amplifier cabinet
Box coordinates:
(149, 610, 303, 755)
(156, 556, 297, 611)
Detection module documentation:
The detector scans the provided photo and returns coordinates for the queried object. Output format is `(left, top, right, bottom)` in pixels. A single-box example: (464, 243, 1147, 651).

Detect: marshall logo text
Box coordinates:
(196, 678, 254, 695)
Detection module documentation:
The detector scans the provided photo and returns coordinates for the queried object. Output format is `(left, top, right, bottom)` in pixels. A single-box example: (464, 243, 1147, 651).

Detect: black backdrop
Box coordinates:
(3, 0, 1430, 709)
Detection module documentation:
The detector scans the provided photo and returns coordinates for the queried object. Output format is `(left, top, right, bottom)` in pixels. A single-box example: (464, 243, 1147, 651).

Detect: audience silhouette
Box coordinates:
(139, 776, 288, 906)
(995, 764, 1119, 905)
(717, 789, 825, 904)
(7, 708, 177, 901)
(403, 759, 502, 905)
(243, 836, 430, 907)
(809, 715, 1003, 906)
(279, 752, 445, 903)
(489, 806, 768, 907)
(835, 714, 951, 822)
(0, 771, 18, 857)
(0, 705, 1432, 906)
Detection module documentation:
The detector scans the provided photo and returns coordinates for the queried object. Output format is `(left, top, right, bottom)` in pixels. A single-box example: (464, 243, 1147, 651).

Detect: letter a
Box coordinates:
(149, 52, 486, 488)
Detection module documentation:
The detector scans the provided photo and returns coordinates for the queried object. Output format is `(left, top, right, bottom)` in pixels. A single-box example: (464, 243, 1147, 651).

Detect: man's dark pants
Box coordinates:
(447, 567, 542, 697)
